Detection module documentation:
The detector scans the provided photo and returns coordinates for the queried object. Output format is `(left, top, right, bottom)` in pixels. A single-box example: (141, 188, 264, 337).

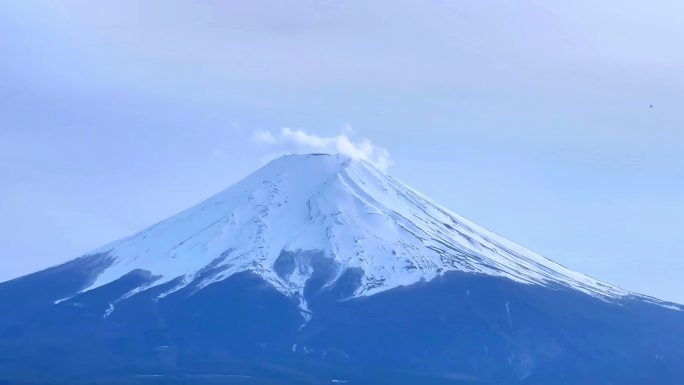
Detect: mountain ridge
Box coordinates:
(43, 153, 678, 319)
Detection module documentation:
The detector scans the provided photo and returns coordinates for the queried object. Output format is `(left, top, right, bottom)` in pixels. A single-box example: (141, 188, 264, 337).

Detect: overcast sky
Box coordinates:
(1, 1, 683, 302)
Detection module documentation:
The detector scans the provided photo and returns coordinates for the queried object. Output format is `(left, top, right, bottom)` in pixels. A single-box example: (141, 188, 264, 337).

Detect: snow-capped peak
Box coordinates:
(82, 153, 628, 312)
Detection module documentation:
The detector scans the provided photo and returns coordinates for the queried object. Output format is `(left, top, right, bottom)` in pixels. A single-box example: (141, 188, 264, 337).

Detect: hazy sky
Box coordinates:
(1, 1, 683, 302)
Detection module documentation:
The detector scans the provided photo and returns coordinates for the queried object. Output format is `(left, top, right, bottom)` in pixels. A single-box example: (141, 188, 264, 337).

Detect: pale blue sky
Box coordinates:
(1, 1, 683, 302)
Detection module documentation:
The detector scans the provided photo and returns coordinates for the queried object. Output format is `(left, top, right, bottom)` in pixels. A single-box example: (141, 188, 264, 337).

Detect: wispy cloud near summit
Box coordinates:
(253, 127, 392, 171)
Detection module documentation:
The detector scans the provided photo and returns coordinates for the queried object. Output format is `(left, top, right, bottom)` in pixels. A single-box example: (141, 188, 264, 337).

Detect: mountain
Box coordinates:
(1, 153, 683, 385)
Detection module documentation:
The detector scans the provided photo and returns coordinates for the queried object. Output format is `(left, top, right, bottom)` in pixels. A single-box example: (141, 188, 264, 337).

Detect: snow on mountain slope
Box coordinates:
(80, 153, 631, 314)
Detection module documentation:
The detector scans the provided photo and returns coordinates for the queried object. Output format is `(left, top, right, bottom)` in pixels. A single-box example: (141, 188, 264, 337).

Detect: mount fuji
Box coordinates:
(1, 154, 683, 385)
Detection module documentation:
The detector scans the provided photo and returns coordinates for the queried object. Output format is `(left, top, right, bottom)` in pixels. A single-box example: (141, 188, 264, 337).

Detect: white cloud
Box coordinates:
(253, 129, 277, 144)
(253, 127, 393, 171)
